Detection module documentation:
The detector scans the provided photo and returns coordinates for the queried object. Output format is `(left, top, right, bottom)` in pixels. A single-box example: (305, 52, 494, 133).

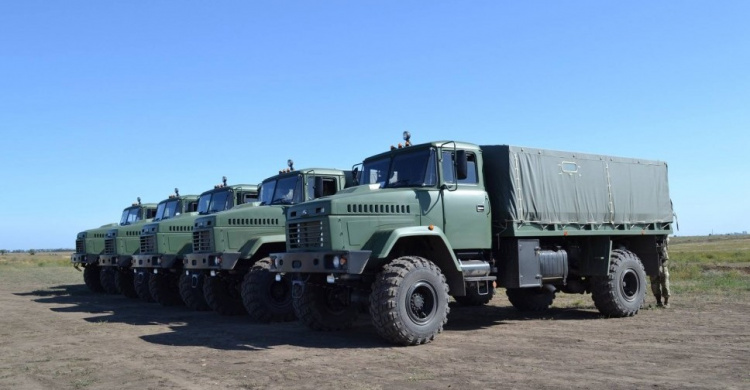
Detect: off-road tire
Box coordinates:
(506, 287, 556, 311)
(454, 285, 495, 306)
(241, 258, 295, 323)
(179, 273, 211, 311)
(134, 269, 154, 302)
(83, 265, 104, 293)
(149, 272, 184, 306)
(115, 268, 138, 298)
(591, 249, 646, 317)
(293, 274, 358, 331)
(203, 274, 247, 316)
(99, 266, 119, 295)
(370, 256, 450, 346)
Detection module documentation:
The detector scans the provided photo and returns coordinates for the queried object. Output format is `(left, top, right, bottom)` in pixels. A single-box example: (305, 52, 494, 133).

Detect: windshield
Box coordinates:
(260, 175, 303, 205)
(155, 199, 180, 221)
(197, 189, 233, 214)
(119, 207, 141, 225)
(361, 149, 437, 188)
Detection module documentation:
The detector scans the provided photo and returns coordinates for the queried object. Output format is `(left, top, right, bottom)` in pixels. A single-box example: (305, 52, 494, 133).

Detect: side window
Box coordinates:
(240, 192, 259, 204)
(146, 209, 157, 219)
(442, 151, 478, 185)
(322, 177, 338, 196)
(188, 201, 198, 212)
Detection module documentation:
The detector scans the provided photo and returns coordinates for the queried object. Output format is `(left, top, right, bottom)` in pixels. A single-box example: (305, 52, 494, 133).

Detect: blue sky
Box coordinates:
(1, 1, 748, 250)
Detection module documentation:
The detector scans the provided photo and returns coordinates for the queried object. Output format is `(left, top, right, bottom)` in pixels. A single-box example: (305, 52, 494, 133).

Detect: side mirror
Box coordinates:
(314, 176, 325, 198)
(456, 150, 468, 181)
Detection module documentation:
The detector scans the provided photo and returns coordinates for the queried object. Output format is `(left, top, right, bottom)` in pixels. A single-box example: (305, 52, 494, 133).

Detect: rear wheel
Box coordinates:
(115, 268, 138, 298)
(294, 274, 358, 331)
(149, 271, 184, 306)
(370, 256, 450, 346)
(203, 273, 247, 316)
(591, 249, 646, 317)
(506, 286, 556, 312)
(83, 265, 104, 293)
(134, 268, 154, 302)
(99, 266, 119, 295)
(179, 272, 210, 311)
(241, 258, 295, 322)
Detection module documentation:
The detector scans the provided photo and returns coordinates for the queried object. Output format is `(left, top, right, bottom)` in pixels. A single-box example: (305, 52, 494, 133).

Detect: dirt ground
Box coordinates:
(1, 267, 748, 390)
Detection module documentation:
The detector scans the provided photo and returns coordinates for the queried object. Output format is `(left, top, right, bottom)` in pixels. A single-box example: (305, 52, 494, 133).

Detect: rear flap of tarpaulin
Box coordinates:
(480, 145, 672, 234)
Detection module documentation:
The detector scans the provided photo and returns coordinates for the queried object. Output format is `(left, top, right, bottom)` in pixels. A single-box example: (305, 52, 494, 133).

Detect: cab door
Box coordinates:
(440, 150, 491, 251)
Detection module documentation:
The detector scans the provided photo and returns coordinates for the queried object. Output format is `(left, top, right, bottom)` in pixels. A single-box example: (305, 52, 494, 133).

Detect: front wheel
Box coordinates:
(179, 272, 210, 311)
(241, 258, 295, 323)
(99, 266, 119, 295)
(591, 249, 647, 317)
(83, 265, 104, 293)
(115, 268, 138, 298)
(293, 274, 358, 331)
(203, 273, 247, 316)
(149, 271, 184, 306)
(370, 256, 450, 346)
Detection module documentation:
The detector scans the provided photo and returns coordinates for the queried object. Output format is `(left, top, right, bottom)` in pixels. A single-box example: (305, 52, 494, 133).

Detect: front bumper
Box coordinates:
(132, 254, 179, 269)
(99, 254, 133, 268)
(70, 253, 96, 266)
(183, 252, 242, 271)
(269, 250, 372, 274)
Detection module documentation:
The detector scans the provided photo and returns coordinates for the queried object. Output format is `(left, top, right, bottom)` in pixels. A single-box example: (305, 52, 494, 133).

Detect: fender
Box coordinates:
(240, 234, 287, 259)
(364, 225, 465, 295)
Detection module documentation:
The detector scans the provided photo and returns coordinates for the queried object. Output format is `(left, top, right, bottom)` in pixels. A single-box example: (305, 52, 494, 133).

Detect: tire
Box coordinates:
(115, 268, 138, 299)
(149, 271, 184, 306)
(241, 258, 295, 323)
(591, 249, 646, 317)
(454, 284, 495, 306)
(203, 273, 247, 316)
(506, 286, 556, 312)
(134, 269, 154, 302)
(99, 266, 119, 295)
(370, 256, 450, 346)
(83, 265, 104, 293)
(293, 274, 358, 331)
(179, 272, 211, 311)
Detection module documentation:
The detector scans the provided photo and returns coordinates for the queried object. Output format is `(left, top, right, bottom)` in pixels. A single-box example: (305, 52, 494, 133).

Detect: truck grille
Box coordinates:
(75, 239, 85, 253)
(288, 220, 326, 249)
(104, 238, 115, 255)
(192, 230, 212, 252)
(140, 234, 156, 254)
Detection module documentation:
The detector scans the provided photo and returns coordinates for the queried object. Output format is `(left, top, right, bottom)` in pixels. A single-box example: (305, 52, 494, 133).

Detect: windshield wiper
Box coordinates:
(271, 198, 291, 205)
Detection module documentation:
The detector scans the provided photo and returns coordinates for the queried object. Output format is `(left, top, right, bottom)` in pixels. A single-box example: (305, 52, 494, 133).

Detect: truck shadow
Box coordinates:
(20, 285, 602, 351)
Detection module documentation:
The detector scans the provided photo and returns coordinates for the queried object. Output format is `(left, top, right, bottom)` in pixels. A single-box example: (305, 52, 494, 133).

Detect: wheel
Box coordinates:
(591, 249, 647, 317)
(370, 256, 450, 346)
(134, 268, 154, 302)
(454, 283, 495, 306)
(83, 265, 104, 293)
(241, 258, 295, 322)
(506, 286, 556, 311)
(179, 272, 211, 311)
(293, 274, 358, 331)
(115, 268, 138, 298)
(203, 273, 247, 315)
(149, 271, 184, 306)
(99, 266, 119, 295)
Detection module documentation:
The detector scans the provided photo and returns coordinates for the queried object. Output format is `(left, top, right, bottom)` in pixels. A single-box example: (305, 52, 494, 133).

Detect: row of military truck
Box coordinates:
(72, 133, 674, 345)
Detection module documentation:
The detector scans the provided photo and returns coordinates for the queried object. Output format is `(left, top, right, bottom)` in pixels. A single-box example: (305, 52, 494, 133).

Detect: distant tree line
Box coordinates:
(0, 249, 74, 255)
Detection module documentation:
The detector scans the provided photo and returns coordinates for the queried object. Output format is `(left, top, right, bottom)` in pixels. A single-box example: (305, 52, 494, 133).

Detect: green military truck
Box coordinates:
(98, 198, 159, 296)
(270, 136, 673, 345)
(71, 201, 158, 293)
(130, 189, 199, 304)
(135, 179, 259, 308)
(184, 164, 353, 319)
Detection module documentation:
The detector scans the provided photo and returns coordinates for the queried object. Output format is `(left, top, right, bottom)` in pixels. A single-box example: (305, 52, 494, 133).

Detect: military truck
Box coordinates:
(72, 200, 157, 293)
(270, 134, 673, 345)
(97, 198, 159, 296)
(172, 179, 261, 311)
(184, 163, 353, 319)
(130, 189, 199, 304)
